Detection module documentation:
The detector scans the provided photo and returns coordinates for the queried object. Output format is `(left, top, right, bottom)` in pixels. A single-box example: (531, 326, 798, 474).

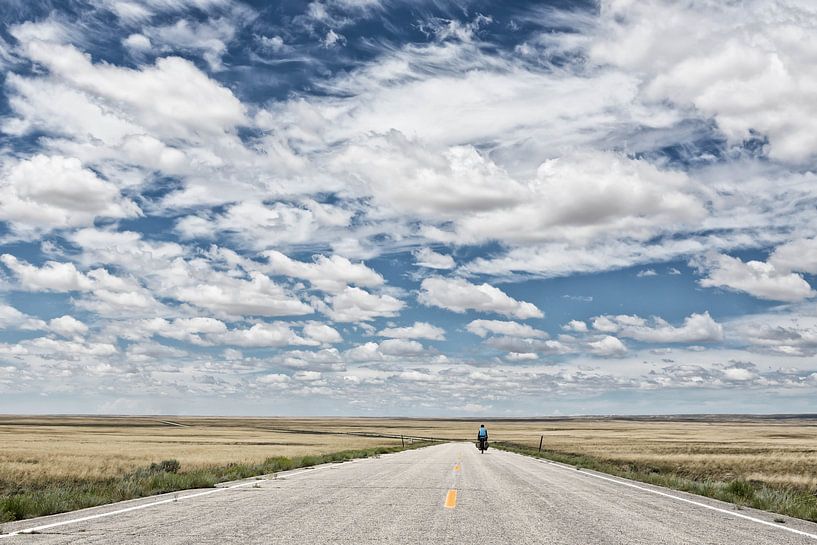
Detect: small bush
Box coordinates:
(149, 460, 181, 474)
(725, 479, 755, 501)
(264, 456, 294, 472)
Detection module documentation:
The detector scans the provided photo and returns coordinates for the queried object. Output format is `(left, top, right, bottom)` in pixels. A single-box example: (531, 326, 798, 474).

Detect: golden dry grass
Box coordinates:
(0, 416, 404, 485)
(2, 416, 816, 492)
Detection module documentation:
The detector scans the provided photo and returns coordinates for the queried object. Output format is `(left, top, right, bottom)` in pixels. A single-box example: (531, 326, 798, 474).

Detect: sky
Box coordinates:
(1, 0, 817, 416)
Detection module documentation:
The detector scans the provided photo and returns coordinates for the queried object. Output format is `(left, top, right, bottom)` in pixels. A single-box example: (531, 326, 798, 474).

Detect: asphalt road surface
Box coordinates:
(3, 442, 817, 544)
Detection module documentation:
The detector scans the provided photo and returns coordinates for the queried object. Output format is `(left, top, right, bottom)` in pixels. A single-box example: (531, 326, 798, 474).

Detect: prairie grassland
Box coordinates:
(2, 415, 817, 522)
(5, 416, 812, 488)
(0, 416, 405, 484)
(249, 416, 817, 491)
(0, 416, 418, 523)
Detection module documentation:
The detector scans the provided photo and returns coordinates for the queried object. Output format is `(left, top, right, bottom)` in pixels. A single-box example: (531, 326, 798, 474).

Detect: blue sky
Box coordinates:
(1, 0, 817, 415)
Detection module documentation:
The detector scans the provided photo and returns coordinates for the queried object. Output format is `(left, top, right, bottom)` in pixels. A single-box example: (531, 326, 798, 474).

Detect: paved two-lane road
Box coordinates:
(3, 442, 817, 544)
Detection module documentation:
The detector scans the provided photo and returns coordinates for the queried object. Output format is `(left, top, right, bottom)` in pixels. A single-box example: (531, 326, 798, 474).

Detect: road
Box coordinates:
(3, 442, 817, 544)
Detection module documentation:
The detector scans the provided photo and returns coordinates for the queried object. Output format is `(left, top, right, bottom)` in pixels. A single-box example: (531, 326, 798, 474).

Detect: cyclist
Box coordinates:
(477, 424, 488, 452)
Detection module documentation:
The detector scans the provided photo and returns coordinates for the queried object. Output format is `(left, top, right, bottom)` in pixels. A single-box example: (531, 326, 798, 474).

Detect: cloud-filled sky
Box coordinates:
(1, 0, 817, 416)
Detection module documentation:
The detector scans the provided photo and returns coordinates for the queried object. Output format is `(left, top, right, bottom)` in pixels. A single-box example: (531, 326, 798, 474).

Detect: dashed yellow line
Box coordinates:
(444, 489, 458, 509)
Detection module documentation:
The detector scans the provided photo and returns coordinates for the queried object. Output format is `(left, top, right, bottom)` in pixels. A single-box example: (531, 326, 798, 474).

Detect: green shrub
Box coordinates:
(725, 479, 755, 501)
(149, 459, 181, 474)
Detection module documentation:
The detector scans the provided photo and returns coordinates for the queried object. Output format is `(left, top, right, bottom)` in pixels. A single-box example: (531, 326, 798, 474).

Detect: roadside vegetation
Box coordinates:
(495, 441, 817, 523)
(4, 415, 817, 524)
(0, 443, 430, 523)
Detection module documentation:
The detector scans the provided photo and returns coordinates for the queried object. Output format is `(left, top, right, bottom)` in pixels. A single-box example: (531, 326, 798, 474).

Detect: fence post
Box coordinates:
(538, 435, 543, 453)
(401, 435, 405, 447)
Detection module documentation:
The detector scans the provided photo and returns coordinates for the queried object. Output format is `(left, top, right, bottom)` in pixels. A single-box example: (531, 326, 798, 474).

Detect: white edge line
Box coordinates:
(519, 453, 817, 541)
(0, 463, 341, 538)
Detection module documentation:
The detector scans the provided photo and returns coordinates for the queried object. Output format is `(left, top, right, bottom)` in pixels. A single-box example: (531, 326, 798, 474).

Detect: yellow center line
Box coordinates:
(444, 489, 458, 509)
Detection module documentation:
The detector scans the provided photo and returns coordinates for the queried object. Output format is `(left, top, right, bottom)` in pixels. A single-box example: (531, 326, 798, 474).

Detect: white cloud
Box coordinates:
(466, 319, 547, 339)
(591, 0, 817, 163)
(485, 336, 570, 355)
(294, 370, 322, 381)
(124, 317, 227, 344)
(302, 322, 343, 344)
(257, 373, 290, 385)
(15, 41, 246, 139)
(637, 269, 657, 277)
(69, 228, 185, 273)
(697, 254, 815, 302)
(344, 339, 428, 361)
(378, 338, 425, 356)
(276, 348, 346, 371)
(0, 304, 44, 330)
(591, 312, 724, 343)
(323, 29, 345, 48)
(176, 272, 313, 318)
(177, 201, 353, 250)
(216, 323, 315, 348)
(1, 255, 93, 292)
(258, 35, 286, 52)
(0, 154, 140, 233)
(769, 238, 817, 275)
(265, 250, 382, 292)
(563, 320, 588, 333)
(123, 33, 152, 51)
(378, 322, 445, 340)
(587, 335, 627, 357)
(729, 313, 817, 357)
(321, 286, 404, 322)
(48, 315, 89, 337)
(143, 18, 236, 70)
(418, 277, 542, 319)
(413, 248, 455, 270)
(505, 352, 539, 361)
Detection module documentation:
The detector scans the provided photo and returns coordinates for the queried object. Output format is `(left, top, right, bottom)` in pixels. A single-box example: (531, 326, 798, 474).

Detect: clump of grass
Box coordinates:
(0, 443, 430, 523)
(149, 459, 181, 474)
(494, 442, 817, 523)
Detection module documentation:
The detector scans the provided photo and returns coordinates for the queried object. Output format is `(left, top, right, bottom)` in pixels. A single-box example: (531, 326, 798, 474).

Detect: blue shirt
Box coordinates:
(478, 428, 488, 439)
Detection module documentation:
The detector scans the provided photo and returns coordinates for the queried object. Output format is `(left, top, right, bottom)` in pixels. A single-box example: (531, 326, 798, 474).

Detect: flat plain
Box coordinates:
(2, 415, 816, 522)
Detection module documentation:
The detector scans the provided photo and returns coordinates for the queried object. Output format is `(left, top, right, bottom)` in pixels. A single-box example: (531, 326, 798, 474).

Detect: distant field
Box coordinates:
(0, 416, 407, 483)
(2, 415, 817, 522)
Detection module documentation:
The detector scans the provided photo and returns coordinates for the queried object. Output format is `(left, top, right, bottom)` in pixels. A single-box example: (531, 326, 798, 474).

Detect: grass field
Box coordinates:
(2, 415, 817, 523)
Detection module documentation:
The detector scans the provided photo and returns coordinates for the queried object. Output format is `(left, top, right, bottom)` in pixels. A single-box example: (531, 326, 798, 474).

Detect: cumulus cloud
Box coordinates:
(769, 238, 817, 275)
(413, 248, 455, 270)
(302, 322, 343, 344)
(11, 40, 246, 139)
(1, 255, 93, 292)
(265, 250, 382, 292)
(378, 322, 446, 340)
(730, 313, 817, 357)
(591, 0, 817, 163)
(418, 277, 542, 319)
(320, 286, 404, 322)
(176, 272, 313, 318)
(563, 320, 588, 333)
(0, 154, 140, 233)
(4, 1, 817, 414)
(0, 303, 44, 330)
(48, 315, 89, 337)
(696, 254, 815, 302)
(587, 335, 627, 357)
(344, 339, 429, 361)
(177, 201, 354, 250)
(466, 319, 547, 339)
(591, 312, 724, 344)
(215, 323, 316, 348)
(142, 17, 236, 70)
